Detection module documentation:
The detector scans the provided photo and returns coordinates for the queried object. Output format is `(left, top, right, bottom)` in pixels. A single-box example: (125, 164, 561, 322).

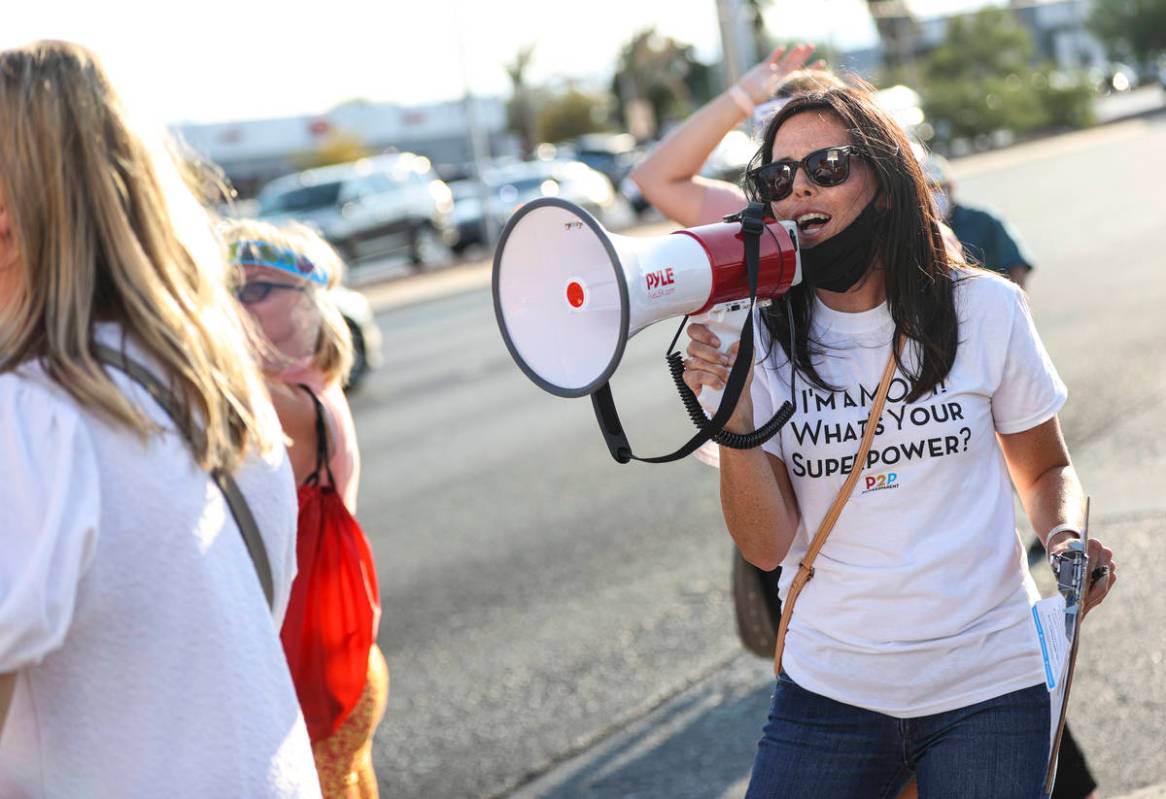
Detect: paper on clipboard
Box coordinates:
(1031, 594, 1072, 759)
(1031, 594, 1070, 691)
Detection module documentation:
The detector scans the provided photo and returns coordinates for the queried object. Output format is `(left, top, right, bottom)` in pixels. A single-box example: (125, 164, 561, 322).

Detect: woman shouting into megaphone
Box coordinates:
(680, 86, 1116, 798)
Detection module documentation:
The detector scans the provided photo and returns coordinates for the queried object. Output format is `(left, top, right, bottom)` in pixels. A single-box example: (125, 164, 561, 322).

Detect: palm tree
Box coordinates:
(505, 45, 538, 154)
(613, 28, 708, 138)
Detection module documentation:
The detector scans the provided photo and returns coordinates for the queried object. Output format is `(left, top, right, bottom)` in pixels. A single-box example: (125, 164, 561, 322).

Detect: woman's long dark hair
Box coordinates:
(745, 87, 960, 404)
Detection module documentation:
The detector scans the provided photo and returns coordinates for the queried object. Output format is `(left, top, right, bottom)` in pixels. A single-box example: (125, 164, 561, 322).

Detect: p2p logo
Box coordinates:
(863, 472, 899, 493)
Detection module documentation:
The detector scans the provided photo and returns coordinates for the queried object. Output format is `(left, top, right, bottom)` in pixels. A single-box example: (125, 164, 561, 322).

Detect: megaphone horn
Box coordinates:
(493, 198, 801, 400)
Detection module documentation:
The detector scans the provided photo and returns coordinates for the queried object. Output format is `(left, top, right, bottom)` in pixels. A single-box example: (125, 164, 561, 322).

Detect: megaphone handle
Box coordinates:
(688, 306, 749, 416)
(590, 202, 773, 465)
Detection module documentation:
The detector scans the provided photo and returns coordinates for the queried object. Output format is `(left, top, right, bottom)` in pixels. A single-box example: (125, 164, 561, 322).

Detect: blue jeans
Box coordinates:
(745, 672, 1051, 799)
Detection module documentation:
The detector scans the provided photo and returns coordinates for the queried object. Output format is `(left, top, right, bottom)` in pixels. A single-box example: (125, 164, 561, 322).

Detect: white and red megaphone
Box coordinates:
(493, 197, 801, 407)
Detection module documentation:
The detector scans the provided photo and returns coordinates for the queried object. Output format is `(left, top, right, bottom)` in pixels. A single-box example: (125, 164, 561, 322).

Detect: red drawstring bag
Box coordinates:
(279, 387, 380, 743)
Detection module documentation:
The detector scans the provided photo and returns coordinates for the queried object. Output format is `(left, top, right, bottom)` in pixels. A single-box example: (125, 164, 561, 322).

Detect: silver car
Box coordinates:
(257, 153, 456, 270)
(330, 284, 382, 391)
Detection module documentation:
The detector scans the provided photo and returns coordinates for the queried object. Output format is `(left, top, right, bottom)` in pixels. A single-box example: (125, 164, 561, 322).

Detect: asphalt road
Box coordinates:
(352, 114, 1166, 798)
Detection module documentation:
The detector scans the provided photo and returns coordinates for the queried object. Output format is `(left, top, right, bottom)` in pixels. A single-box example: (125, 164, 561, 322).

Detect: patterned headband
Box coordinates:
(228, 239, 328, 286)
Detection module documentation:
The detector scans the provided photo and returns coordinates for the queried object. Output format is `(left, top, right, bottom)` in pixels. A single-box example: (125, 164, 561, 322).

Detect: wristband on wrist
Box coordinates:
(1049, 520, 1082, 557)
(728, 85, 755, 116)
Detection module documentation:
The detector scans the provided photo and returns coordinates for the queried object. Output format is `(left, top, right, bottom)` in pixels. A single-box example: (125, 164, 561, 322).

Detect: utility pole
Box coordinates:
(717, 0, 757, 88)
(452, 0, 497, 248)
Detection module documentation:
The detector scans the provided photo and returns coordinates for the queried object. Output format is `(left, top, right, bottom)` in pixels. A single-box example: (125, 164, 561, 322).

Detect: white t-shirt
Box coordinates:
(750, 270, 1066, 718)
(0, 327, 320, 798)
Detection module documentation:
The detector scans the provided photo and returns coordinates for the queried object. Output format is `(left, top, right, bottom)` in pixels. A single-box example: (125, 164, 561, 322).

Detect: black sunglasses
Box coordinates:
(235, 281, 306, 305)
(747, 145, 866, 202)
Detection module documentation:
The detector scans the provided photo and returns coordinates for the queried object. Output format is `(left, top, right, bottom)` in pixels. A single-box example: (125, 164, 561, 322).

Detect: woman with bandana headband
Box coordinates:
(681, 86, 1116, 798)
(223, 220, 388, 799)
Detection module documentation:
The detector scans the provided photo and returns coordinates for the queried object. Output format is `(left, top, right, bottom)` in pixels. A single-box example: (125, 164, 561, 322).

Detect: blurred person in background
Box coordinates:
(0, 40, 319, 797)
(923, 149, 1034, 290)
(224, 220, 387, 799)
(681, 85, 1115, 798)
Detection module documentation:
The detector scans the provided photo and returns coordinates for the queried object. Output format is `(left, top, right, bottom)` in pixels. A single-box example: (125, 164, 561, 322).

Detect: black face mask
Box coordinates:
(799, 201, 881, 293)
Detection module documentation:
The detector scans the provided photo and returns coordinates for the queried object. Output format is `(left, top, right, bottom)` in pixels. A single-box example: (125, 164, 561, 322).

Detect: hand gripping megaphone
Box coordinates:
(493, 197, 801, 463)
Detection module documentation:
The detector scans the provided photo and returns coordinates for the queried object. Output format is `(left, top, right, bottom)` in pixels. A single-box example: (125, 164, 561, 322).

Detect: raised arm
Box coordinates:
(630, 44, 818, 227)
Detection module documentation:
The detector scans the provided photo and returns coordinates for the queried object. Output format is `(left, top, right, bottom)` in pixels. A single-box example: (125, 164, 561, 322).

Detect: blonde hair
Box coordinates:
(220, 218, 354, 386)
(0, 41, 279, 471)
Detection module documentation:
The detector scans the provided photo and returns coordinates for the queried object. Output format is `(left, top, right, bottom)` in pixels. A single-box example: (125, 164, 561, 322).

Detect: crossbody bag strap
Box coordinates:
(92, 343, 275, 612)
(773, 337, 902, 673)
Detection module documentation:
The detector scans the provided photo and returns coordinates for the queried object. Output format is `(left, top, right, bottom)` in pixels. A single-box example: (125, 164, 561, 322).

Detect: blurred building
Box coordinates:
(870, 0, 1106, 73)
(1010, 0, 1106, 71)
(174, 98, 516, 197)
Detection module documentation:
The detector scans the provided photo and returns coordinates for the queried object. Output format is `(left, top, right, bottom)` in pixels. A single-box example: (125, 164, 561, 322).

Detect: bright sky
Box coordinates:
(3, 0, 1005, 126)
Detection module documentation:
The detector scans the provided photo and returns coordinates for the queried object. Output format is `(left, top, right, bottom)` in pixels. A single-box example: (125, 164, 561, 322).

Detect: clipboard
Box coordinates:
(1043, 497, 1090, 795)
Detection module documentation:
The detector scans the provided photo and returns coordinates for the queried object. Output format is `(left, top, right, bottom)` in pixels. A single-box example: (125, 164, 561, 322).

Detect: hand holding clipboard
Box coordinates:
(1043, 498, 1118, 795)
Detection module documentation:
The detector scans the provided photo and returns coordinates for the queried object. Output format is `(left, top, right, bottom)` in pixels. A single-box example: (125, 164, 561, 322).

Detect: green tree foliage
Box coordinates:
(537, 89, 610, 144)
(1033, 69, 1097, 130)
(922, 7, 1094, 144)
(611, 29, 712, 138)
(925, 6, 1034, 81)
(1088, 0, 1166, 65)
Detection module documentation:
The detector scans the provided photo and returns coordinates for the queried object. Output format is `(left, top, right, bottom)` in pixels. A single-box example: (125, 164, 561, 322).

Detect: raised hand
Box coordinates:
(736, 43, 827, 105)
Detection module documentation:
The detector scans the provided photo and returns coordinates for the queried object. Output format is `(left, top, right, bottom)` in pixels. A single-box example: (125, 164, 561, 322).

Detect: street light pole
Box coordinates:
(717, 0, 757, 88)
(453, 0, 498, 248)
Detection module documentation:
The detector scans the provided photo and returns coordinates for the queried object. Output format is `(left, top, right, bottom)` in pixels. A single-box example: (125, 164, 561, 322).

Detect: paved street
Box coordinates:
(352, 114, 1166, 798)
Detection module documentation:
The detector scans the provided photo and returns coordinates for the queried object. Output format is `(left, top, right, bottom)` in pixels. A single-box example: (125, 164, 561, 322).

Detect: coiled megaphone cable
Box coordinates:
(589, 203, 794, 463)
(666, 345, 794, 449)
(664, 285, 796, 450)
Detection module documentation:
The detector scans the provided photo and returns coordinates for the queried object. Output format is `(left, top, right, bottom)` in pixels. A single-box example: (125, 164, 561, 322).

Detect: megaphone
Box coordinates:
(493, 197, 801, 399)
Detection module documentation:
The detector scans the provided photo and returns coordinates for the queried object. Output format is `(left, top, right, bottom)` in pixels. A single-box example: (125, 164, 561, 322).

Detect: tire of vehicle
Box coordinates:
(410, 224, 453, 270)
(344, 319, 368, 392)
(336, 240, 360, 266)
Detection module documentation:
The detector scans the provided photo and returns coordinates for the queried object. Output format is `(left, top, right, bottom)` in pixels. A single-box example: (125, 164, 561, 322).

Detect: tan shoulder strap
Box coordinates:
(774, 340, 901, 673)
(93, 343, 275, 612)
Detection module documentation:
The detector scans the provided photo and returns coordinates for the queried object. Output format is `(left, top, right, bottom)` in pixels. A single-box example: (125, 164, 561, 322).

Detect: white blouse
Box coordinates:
(0, 327, 320, 798)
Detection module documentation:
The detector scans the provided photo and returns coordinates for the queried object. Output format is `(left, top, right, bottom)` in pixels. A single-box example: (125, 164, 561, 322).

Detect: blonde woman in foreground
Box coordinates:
(0, 41, 319, 797)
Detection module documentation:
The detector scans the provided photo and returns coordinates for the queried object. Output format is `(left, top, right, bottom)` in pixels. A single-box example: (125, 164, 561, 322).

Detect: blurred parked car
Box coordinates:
(330, 284, 382, 391)
(700, 129, 756, 185)
(1092, 62, 1139, 93)
(257, 152, 456, 270)
(560, 133, 641, 189)
(451, 159, 633, 250)
(621, 130, 753, 218)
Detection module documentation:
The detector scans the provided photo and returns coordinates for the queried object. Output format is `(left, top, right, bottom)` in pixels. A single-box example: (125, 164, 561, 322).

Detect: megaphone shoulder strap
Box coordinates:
(590, 203, 793, 464)
(772, 337, 901, 673)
